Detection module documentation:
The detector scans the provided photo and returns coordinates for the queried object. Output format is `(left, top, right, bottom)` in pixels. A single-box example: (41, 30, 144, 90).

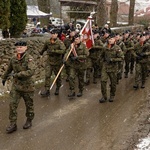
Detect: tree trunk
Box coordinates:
(37, 0, 50, 27)
(110, 0, 118, 27)
(128, 0, 135, 25)
(97, 0, 107, 28)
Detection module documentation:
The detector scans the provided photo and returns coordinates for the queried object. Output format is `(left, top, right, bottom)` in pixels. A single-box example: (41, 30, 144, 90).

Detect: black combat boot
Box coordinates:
(133, 84, 139, 89)
(23, 118, 32, 129)
(54, 87, 59, 95)
(6, 123, 17, 134)
(109, 96, 114, 102)
(68, 90, 75, 98)
(99, 97, 107, 103)
(40, 89, 50, 97)
(93, 78, 97, 84)
(77, 90, 83, 97)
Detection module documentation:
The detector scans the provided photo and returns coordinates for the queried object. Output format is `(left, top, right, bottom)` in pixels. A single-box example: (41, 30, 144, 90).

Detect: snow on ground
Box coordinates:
(135, 134, 150, 150)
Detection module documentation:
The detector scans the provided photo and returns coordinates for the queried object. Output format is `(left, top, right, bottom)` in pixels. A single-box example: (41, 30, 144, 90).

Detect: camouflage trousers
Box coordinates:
(45, 64, 62, 90)
(134, 63, 147, 86)
(101, 71, 117, 99)
(9, 89, 34, 124)
(69, 67, 85, 92)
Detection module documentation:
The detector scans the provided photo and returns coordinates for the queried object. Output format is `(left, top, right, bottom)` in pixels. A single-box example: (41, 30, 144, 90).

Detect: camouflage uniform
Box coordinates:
(100, 44, 124, 102)
(116, 39, 126, 82)
(86, 38, 104, 84)
(123, 38, 134, 77)
(132, 41, 150, 88)
(2, 51, 35, 124)
(63, 36, 74, 81)
(40, 38, 66, 93)
(64, 42, 88, 96)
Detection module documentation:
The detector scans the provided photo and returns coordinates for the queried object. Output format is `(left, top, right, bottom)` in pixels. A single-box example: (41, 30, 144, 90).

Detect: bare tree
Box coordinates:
(129, 0, 135, 25)
(37, 0, 50, 26)
(97, 0, 107, 27)
(110, 0, 118, 27)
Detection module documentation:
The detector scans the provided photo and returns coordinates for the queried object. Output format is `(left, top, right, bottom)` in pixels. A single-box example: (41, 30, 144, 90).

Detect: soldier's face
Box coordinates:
(108, 38, 115, 44)
(70, 31, 75, 37)
(115, 35, 120, 41)
(75, 37, 81, 44)
(16, 46, 27, 54)
(51, 33, 58, 39)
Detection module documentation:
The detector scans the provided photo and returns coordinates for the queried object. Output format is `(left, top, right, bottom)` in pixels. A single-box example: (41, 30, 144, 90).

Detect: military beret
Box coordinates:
(74, 33, 80, 39)
(108, 33, 116, 39)
(15, 41, 27, 46)
(93, 30, 99, 34)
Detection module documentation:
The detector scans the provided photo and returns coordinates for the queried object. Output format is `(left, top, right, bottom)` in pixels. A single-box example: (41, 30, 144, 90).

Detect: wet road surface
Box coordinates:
(0, 74, 149, 150)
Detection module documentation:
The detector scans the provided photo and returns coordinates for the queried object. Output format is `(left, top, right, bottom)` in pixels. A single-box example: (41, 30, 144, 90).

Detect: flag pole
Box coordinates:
(49, 46, 73, 90)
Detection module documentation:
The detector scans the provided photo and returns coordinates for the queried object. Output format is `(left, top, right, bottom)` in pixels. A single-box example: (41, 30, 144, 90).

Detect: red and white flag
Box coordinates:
(80, 16, 94, 49)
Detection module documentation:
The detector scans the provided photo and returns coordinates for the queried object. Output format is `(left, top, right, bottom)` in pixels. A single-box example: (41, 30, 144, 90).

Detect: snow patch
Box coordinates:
(135, 134, 150, 150)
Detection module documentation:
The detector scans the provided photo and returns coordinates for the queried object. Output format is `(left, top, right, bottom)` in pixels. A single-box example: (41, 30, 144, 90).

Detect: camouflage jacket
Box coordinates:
(2, 51, 35, 92)
(102, 44, 124, 72)
(40, 38, 66, 65)
(123, 38, 134, 54)
(88, 38, 104, 60)
(64, 42, 88, 69)
(132, 42, 150, 63)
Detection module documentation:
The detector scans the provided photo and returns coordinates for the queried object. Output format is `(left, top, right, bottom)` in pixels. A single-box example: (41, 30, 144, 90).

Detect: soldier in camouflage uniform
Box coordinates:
(132, 34, 150, 89)
(99, 34, 124, 103)
(63, 29, 75, 81)
(63, 34, 88, 97)
(115, 33, 126, 83)
(85, 30, 104, 85)
(40, 29, 66, 97)
(122, 31, 134, 78)
(2, 41, 36, 133)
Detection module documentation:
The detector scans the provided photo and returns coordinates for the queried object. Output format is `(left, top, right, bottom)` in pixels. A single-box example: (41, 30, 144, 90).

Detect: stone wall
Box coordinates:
(0, 37, 49, 95)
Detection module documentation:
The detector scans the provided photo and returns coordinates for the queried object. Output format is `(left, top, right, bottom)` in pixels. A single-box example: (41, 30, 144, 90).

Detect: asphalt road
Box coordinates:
(0, 74, 149, 150)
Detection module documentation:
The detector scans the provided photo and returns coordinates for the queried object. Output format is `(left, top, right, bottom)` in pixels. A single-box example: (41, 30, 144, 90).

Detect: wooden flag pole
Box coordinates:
(49, 46, 73, 90)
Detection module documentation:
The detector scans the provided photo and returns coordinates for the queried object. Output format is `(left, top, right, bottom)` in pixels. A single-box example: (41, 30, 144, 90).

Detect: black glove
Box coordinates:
(62, 59, 66, 65)
(139, 53, 145, 57)
(136, 55, 142, 60)
(71, 56, 78, 61)
(2, 79, 6, 86)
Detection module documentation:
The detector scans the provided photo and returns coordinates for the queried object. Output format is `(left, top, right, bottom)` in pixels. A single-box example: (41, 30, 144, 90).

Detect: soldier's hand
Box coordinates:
(139, 53, 145, 57)
(136, 55, 142, 60)
(71, 56, 78, 61)
(62, 59, 66, 65)
(2, 79, 6, 86)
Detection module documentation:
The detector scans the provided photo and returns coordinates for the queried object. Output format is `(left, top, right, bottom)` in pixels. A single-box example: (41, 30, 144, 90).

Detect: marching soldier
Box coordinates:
(2, 41, 36, 133)
(63, 34, 88, 97)
(99, 34, 124, 103)
(122, 31, 134, 78)
(132, 34, 150, 89)
(40, 29, 66, 97)
(85, 30, 104, 85)
(63, 29, 76, 82)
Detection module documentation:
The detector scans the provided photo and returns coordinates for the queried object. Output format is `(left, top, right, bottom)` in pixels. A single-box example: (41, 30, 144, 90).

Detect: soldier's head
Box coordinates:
(108, 33, 116, 45)
(14, 41, 27, 54)
(140, 34, 146, 42)
(93, 30, 99, 39)
(69, 28, 75, 37)
(123, 30, 130, 38)
(115, 33, 121, 41)
(74, 34, 81, 44)
(50, 29, 59, 39)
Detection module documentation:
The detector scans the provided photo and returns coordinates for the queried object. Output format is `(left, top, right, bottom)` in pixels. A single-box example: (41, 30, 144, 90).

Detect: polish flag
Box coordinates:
(80, 16, 94, 49)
